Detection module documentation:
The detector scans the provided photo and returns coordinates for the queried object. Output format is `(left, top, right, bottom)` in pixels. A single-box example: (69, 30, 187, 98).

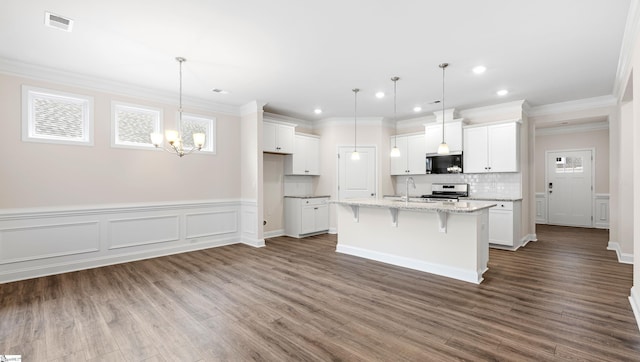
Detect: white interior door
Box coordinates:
(547, 150, 593, 227)
(338, 146, 376, 200)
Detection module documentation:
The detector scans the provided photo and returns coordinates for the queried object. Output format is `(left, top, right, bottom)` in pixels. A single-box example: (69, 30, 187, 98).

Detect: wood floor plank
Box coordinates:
(0, 224, 639, 361)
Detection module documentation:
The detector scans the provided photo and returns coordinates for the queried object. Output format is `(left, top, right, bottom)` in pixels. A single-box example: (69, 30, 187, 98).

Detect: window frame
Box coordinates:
(111, 101, 163, 150)
(22, 85, 94, 146)
(179, 113, 216, 154)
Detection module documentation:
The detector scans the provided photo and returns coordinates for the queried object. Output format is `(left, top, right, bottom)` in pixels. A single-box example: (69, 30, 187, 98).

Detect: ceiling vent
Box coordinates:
(44, 12, 73, 32)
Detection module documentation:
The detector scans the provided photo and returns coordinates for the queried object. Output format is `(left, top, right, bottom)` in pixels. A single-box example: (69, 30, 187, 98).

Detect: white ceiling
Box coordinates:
(0, 0, 631, 121)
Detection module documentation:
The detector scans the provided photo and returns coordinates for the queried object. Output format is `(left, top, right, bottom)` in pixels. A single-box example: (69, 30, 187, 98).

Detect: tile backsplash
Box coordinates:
(393, 173, 522, 198)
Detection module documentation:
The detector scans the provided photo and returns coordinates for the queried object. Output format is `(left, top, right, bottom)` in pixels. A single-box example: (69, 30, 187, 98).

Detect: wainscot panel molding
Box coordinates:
(594, 194, 610, 229)
(535, 193, 547, 224)
(607, 241, 633, 264)
(240, 200, 265, 248)
(0, 199, 243, 283)
(630, 286, 640, 331)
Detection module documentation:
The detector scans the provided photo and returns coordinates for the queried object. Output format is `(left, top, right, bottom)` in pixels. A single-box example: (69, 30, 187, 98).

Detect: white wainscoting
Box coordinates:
(535, 193, 547, 224)
(0, 200, 245, 283)
(594, 194, 610, 229)
(241, 200, 265, 247)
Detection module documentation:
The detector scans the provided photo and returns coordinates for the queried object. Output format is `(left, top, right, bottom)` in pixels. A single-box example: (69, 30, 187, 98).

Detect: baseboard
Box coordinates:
(264, 229, 285, 238)
(521, 233, 537, 247)
(607, 241, 634, 264)
(329, 227, 337, 234)
(630, 286, 640, 331)
(336, 244, 483, 284)
(242, 237, 266, 248)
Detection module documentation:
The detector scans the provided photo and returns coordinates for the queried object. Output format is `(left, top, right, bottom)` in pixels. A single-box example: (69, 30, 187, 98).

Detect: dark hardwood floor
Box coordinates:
(1, 225, 639, 361)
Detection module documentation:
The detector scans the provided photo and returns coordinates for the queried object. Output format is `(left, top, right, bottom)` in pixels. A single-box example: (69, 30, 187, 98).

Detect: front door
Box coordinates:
(338, 146, 376, 200)
(546, 150, 593, 227)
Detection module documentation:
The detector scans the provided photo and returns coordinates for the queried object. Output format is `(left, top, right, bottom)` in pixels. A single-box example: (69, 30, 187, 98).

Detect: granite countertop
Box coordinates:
(284, 195, 331, 199)
(460, 196, 523, 202)
(333, 198, 496, 213)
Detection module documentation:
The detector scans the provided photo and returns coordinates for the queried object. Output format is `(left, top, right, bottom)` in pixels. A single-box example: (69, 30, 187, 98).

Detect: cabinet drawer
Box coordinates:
(301, 198, 328, 206)
(491, 201, 513, 211)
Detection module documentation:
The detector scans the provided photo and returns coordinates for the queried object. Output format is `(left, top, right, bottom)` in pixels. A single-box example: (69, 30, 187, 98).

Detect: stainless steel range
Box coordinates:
(421, 183, 469, 202)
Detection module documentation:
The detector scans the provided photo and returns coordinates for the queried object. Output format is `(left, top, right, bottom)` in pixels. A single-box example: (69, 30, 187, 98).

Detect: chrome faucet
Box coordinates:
(405, 177, 416, 205)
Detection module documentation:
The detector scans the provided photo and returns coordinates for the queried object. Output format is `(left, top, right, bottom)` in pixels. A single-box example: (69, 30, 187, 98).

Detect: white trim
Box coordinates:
(614, 0, 640, 102)
(1, 57, 242, 116)
(535, 121, 609, 136)
(607, 242, 634, 264)
(528, 96, 618, 117)
(111, 101, 163, 150)
(264, 229, 285, 238)
(458, 100, 526, 120)
(240, 101, 267, 116)
(630, 286, 640, 331)
(315, 117, 386, 129)
(336, 244, 483, 284)
(0, 199, 244, 283)
(264, 112, 310, 129)
(329, 227, 338, 234)
(180, 113, 217, 154)
(22, 85, 94, 146)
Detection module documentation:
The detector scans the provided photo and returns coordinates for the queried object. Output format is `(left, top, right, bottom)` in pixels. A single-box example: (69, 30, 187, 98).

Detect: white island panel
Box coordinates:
(335, 202, 489, 284)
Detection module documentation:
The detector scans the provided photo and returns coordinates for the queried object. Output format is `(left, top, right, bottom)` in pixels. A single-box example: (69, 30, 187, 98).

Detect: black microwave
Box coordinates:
(426, 153, 463, 174)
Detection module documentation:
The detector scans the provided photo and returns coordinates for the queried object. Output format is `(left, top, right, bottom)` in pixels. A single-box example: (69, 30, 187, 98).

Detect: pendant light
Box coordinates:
(351, 88, 361, 160)
(389, 76, 401, 158)
(437, 63, 450, 155)
(150, 57, 205, 157)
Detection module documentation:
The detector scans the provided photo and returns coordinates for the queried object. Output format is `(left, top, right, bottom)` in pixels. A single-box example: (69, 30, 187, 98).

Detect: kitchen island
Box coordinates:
(334, 199, 495, 284)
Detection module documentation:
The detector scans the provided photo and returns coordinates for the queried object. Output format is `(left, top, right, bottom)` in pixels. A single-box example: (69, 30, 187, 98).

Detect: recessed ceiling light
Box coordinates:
(413, 106, 422, 112)
(314, 108, 322, 115)
(212, 88, 229, 94)
(496, 89, 509, 96)
(375, 92, 385, 99)
(472, 65, 487, 74)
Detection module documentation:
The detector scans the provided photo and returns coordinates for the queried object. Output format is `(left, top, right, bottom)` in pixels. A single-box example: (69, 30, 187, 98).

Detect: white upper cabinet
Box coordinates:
(285, 134, 320, 175)
(263, 121, 295, 154)
(390, 133, 426, 175)
(425, 120, 464, 154)
(463, 121, 520, 173)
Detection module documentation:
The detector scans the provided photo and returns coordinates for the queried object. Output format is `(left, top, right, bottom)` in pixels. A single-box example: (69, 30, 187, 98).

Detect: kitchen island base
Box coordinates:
(335, 202, 490, 284)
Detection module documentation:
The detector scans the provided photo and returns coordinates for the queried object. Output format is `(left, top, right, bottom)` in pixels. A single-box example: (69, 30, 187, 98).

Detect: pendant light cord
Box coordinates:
(393, 77, 398, 147)
(441, 64, 445, 142)
(353, 88, 359, 152)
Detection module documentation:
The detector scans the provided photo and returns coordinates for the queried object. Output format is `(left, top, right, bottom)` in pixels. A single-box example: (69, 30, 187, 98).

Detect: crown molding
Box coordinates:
(613, 0, 640, 101)
(263, 112, 312, 129)
(458, 100, 526, 120)
(528, 95, 617, 117)
(314, 116, 385, 129)
(0, 57, 243, 116)
(240, 101, 267, 117)
(535, 121, 609, 136)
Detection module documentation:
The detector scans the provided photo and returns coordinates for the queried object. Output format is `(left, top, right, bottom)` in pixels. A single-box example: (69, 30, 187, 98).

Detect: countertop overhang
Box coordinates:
(333, 198, 496, 213)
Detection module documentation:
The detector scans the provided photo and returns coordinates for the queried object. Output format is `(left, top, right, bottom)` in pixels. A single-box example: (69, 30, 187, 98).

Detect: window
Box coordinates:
(112, 102, 162, 149)
(22, 86, 93, 145)
(180, 114, 216, 154)
(555, 156, 583, 173)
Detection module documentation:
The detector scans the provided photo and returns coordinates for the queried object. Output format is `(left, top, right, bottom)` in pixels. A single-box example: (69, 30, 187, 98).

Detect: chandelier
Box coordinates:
(150, 57, 205, 157)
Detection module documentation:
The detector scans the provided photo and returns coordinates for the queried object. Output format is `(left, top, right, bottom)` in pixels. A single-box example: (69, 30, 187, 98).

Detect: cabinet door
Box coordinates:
(290, 136, 307, 174)
(424, 124, 442, 154)
(390, 135, 408, 175)
(487, 123, 518, 172)
(445, 121, 463, 153)
(315, 204, 329, 232)
(263, 122, 277, 152)
(276, 124, 295, 153)
(489, 209, 514, 246)
(463, 126, 489, 173)
(306, 136, 320, 175)
(406, 134, 426, 174)
(301, 205, 316, 234)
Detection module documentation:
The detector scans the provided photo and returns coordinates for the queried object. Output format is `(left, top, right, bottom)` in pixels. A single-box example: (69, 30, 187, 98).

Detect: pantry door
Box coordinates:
(337, 146, 376, 200)
(546, 150, 593, 227)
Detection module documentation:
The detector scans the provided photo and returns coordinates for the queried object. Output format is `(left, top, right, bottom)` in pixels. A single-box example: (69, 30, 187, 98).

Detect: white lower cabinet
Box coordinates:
(489, 201, 522, 248)
(285, 197, 330, 238)
(467, 200, 522, 249)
